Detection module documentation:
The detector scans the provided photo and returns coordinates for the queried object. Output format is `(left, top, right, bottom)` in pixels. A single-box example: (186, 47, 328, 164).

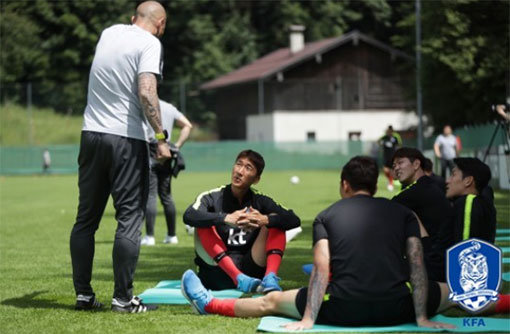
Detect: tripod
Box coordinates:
(483, 119, 510, 163)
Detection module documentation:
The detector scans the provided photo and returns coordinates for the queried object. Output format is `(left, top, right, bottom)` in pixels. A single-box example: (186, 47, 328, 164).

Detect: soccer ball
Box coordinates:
(290, 176, 300, 184)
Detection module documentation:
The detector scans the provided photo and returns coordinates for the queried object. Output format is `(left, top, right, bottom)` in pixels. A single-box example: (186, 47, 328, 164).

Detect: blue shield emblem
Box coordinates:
(447, 239, 501, 312)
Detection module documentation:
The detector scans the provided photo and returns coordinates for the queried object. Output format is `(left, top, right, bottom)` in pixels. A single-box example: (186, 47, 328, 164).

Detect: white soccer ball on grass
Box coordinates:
(290, 176, 300, 184)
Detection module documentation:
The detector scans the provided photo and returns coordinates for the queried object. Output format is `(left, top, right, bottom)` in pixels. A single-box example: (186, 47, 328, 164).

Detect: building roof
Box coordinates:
(201, 30, 412, 90)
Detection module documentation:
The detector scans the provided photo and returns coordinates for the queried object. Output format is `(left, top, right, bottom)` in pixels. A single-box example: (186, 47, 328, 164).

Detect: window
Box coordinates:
(307, 131, 316, 142)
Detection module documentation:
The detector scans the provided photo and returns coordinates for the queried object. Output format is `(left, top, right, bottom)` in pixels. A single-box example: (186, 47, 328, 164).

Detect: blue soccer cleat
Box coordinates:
(257, 272, 282, 293)
(181, 269, 212, 315)
(236, 273, 261, 293)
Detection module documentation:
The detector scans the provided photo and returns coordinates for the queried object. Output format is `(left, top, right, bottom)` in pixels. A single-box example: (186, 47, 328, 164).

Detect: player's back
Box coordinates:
(83, 24, 162, 141)
(315, 195, 419, 301)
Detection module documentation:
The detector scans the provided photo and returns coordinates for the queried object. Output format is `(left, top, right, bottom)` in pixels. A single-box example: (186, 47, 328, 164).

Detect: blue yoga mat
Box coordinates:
(257, 315, 510, 333)
(138, 280, 243, 304)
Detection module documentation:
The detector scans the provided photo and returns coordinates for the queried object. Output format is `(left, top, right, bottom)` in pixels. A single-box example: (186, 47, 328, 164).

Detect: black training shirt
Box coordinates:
(183, 184, 300, 253)
(392, 175, 454, 280)
(451, 188, 496, 244)
(313, 195, 420, 301)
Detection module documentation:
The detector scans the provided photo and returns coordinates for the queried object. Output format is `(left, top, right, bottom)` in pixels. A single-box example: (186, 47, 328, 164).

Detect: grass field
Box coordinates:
(0, 170, 509, 333)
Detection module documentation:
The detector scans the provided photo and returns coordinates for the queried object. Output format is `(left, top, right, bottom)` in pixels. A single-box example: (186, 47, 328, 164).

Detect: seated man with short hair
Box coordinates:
(391, 147, 454, 282)
(181, 156, 460, 329)
(183, 150, 300, 293)
(446, 157, 496, 244)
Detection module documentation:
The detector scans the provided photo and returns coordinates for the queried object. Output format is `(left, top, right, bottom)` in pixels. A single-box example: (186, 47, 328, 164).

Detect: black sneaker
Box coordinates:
(111, 296, 157, 313)
(75, 294, 104, 311)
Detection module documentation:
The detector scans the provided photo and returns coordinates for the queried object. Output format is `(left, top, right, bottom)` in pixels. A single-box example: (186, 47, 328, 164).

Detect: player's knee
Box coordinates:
(259, 291, 282, 313)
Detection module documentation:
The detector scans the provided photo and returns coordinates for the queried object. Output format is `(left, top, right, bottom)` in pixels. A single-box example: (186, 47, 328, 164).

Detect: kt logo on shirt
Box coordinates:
(447, 239, 501, 312)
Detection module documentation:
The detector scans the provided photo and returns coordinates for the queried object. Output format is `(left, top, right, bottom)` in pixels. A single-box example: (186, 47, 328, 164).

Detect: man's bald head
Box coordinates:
(132, 1, 167, 37)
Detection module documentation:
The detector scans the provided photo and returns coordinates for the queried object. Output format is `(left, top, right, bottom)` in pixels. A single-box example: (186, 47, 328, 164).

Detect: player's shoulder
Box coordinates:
(251, 188, 276, 201)
(197, 185, 226, 198)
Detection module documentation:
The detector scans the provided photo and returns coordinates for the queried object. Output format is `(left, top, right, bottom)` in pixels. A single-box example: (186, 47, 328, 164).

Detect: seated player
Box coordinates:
(422, 158, 446, 193)
(446, 157, 496, 244)
(391, 148, 454, 282)
(181, 157, 509, 328)
(183, 150, 301, 293)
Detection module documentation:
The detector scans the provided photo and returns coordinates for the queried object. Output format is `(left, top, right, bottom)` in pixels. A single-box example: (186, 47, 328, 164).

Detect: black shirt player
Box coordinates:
(446, 157, 496, 244)
(392, 148, 454, 282)
(378, 126, 402, 191)
(183, 150, 300, 293)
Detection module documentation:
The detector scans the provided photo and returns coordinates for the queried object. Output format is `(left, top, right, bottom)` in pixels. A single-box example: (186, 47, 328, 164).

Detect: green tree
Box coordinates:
(392, 0, 509, 128)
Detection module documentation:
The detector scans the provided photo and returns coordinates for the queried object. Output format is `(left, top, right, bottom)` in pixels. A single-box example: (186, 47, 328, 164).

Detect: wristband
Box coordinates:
(155, 130, 168, 141)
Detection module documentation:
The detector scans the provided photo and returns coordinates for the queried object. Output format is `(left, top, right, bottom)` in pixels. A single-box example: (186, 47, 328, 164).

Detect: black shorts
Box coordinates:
(196, 251, 266, 290)
(295, 281, 441, 327)
(383, 154, 394, 168)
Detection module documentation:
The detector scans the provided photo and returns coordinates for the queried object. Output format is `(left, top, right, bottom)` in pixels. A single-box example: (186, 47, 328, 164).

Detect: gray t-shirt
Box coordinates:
(435, 134, 457, 160)
(82, 24, 163, 142)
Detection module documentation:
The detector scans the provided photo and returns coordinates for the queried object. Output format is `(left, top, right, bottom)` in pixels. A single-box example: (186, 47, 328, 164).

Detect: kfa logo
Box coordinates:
(447, 239, 501, 312)
(227, 228, 247, 245)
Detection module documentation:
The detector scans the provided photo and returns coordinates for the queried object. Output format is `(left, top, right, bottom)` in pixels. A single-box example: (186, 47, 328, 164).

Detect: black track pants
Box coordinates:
(70, 131, 149, 301)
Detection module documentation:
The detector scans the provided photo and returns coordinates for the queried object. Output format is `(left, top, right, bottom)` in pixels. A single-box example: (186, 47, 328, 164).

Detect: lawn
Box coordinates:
(0, 170, 508, 333)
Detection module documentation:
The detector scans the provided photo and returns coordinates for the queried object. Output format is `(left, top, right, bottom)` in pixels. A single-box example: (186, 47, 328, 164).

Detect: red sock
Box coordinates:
(495, 294, 510, 313)
(197, 227, 242, 285)
(383, 169, 393, 184)
(265, 228, 286, 276)
(204, 298, 237, 317)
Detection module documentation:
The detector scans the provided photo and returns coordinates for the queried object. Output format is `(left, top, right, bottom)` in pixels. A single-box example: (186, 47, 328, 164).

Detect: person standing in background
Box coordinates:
(141, 100, 193, 246)
(42, 148, 51, 173)
(378, 125, 402, 191)
(70, 1, 170, 313)
(434, 125, 459, 178)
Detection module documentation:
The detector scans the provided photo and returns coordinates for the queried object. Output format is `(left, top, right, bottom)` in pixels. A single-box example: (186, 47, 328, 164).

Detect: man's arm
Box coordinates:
(251, 196, 300, 230)
(433, 142, 441, 158)
(407, 236, 454, 328)
(407, 236, 429, 325)
(174, 116, 193, 149)
(183, 190, 226, 228)
(138, 72, 170, 161)
(284, 239, 330, 330)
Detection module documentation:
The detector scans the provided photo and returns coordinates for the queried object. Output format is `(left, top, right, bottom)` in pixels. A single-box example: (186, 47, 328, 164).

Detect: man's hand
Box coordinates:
(156, 141, 171, 163)
(241, 206, 269, 228)
(417, 317, 456, 329)
(282, 318, 314, 331)
(224, 208, 249, 228)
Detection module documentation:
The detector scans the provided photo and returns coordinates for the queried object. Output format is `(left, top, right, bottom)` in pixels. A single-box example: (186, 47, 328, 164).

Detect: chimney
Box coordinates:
(289, 25, 305, 54)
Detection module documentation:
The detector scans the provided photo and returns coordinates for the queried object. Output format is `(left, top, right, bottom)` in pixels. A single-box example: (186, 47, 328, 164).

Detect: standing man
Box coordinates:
(141, 99, 193, 246)
(445, 158, 496, 244)
(434, 125, 459, 178)
(70, 1, 170, 313)
(183, 150, 300, 293)
(378, 125, 402, 191)
(392, 148, 454, 282)
(180, 157, 458, 329)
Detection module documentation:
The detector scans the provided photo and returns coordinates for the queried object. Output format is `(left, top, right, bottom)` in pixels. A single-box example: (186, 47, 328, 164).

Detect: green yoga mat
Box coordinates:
(138, 280, 243, 304)
(257, 315, 510, 333)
